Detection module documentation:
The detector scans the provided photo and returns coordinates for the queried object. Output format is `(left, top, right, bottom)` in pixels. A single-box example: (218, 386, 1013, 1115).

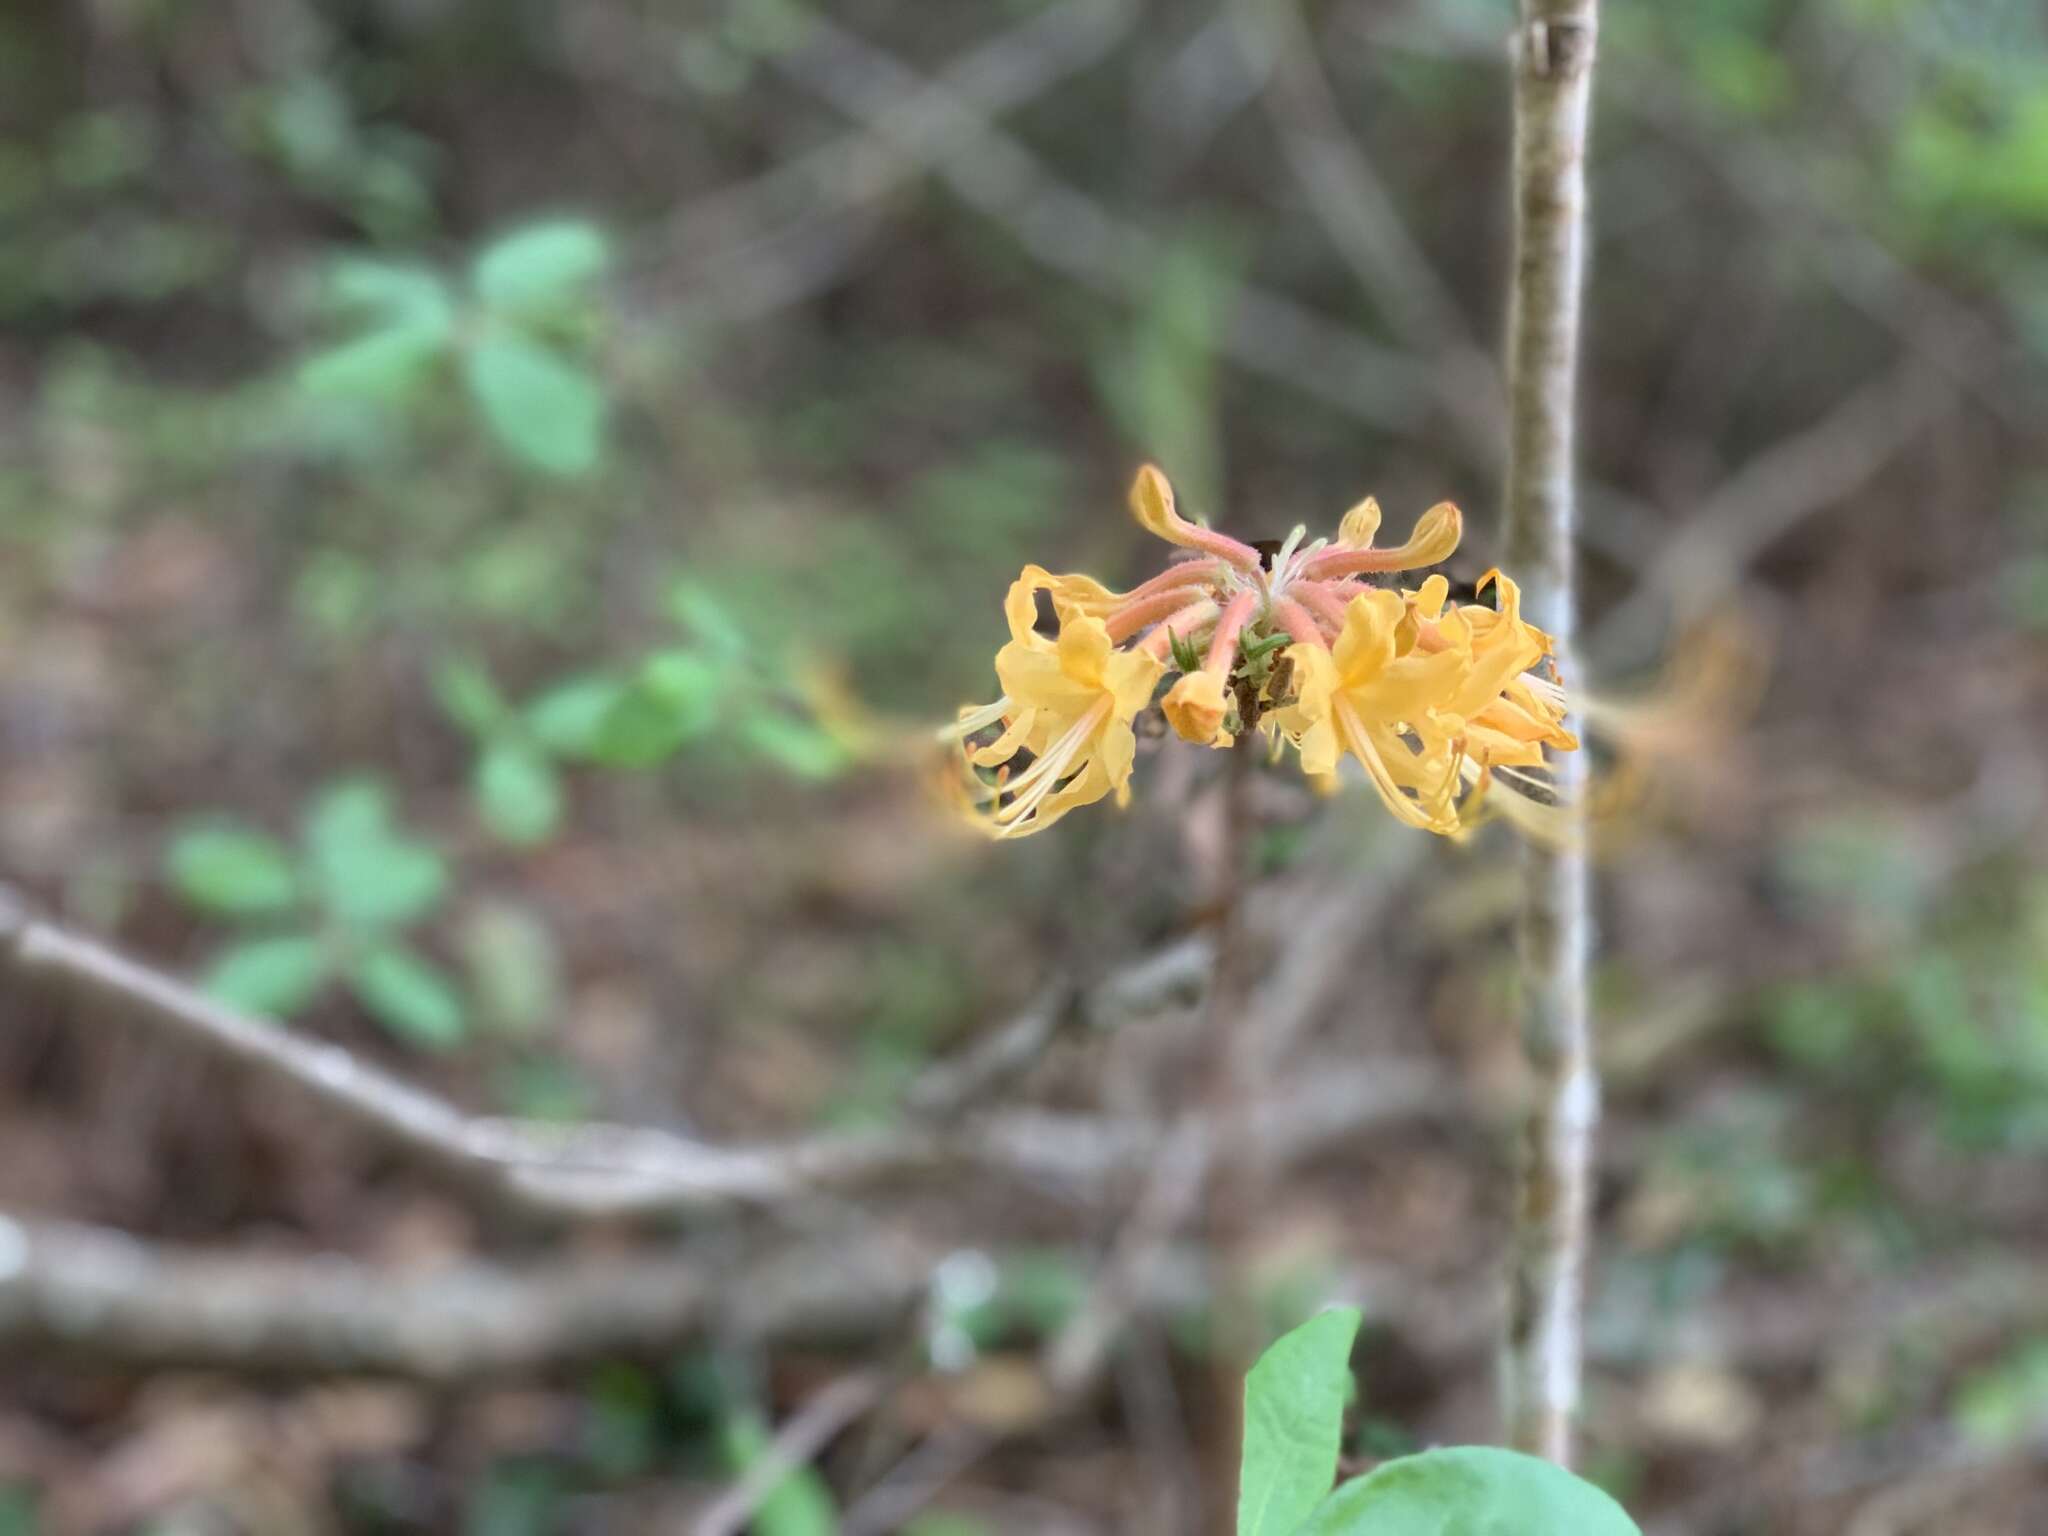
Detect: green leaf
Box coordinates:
(475, 741, 561, 845)
(350, 942, 466, 1049)
(321, 839, 448, 929)
(433, 656, 510, 737)
(741, 712, 849, 780)
(304, 779, 394, 855)
(720, 1412, 838, 1536)
(1237, 1307, 1361, 1536)
(666, 578, 749, 658)
(297, 323, 446, 401)
(321, 258, 452, 329)
(589, 652, 721, 768)
(463, 333, 603, 476)
(304, 782, 447, 929)
(473, 220, 609, 313)
(1954, 1337, 2048, 1447)
(166, 825, 299, 917)
(1294, 1447, 1641, 1536)
(204, 935, 328, 1017)
(523, 674, 626, 758)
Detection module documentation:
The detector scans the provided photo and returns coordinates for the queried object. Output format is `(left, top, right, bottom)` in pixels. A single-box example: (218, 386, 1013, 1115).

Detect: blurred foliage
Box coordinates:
(2, 0, 2046, 1527)
(298, 221, 611, 475)
(167, 780, 464, 1048)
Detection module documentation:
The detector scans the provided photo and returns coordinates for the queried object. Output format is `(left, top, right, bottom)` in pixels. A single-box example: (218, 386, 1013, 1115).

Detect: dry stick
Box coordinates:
(0, 1215, 713, 1379)
(0, 888, 1449, 1223)
(1499, 0, 1601, 1466)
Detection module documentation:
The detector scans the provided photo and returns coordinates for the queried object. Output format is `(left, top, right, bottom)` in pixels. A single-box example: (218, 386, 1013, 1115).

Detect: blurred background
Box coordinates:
(2, 0, 2046, 1531)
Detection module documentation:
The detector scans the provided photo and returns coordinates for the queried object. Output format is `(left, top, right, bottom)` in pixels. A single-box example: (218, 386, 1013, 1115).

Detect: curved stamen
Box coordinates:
(941, 696, 1013, 742)
(1288, 581, 1353, 635)
(1138, 598, 1222, 660)
(1302, 501, 1461, 580)
(1269, 597, 1327, 649)
(1107, 585, 1222, 643)
(1129, 466, 1264, 572)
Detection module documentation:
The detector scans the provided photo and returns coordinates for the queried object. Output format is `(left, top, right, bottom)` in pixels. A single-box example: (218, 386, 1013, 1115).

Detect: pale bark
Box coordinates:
(1499, 0, 1601, 1466)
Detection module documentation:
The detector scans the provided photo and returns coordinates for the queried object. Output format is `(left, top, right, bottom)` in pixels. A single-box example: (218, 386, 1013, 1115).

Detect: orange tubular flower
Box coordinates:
(943, 465, 1581, 838)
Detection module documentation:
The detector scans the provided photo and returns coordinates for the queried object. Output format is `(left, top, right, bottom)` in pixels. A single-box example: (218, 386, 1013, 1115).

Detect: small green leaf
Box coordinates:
(589, 652, 721, 768)
(463, 333, 603, 476)
(741, 712, 848, 780)
(475, 741, 561, 845)
(204, 935, 328, 1017)
(304, 781, 447, 929)
(523, 675, 626, 758)
(666, 579, 748, 658)
(472, 220, 608, 313)
(1237, 1307, 1361, 1536)
(640, 649, 724, 715)
(1295, 1447, 1641, 1536)
(433, 655, 510, 737)
(304, 779, 393, 855)
(320, 839, 448, 929)
(1954, 1337, 2048, 1448)
(321, 258, 453, 328)
(1168, 626, 1203, 676)
(166, 825, 299, 917)
(350, 942, 466, 1049)
(720, 1412, 838, 1536)
(298, 324, 447, 401)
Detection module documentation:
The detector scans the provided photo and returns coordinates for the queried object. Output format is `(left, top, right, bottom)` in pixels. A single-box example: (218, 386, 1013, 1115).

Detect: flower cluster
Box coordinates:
(945, 466, 1579, 839)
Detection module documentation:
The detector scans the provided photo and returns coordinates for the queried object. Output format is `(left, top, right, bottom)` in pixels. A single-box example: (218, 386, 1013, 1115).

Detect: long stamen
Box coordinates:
(1200, 589, 1258, 676)
(940, 696, 1012, 741)
(1333, 699, 1438, 831)
(1302, 501, 1461, 580)
(1117, 559, 1227, 607)
(1129, 466, 1264, 573)
(989, 698, 1109, 802)
(1270, 597, 1327, 649)
(987, 698, 1112, 834)
(1289, 581, 1353, 634)
(1106, 585, 1221, 643)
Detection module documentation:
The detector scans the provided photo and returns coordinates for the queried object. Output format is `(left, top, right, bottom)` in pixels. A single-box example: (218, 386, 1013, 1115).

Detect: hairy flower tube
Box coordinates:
(943, 465, 1580, 838)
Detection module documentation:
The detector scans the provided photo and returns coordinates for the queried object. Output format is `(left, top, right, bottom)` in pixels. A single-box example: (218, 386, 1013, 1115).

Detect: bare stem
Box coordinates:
(1500, 0, 1601, 1466)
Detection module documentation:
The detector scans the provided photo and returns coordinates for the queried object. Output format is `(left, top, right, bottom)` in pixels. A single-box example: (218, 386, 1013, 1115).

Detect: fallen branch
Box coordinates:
(0, 887, 1449, 1223)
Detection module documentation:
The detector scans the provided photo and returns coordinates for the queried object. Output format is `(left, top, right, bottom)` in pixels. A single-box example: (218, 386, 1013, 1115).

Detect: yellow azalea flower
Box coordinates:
(942, 464, 1585, 841)
(1162, 669, 1229, 745)
(948, 567, 1163, 838)
(1159, 588, 1257, 747)
(1278, 589, 1469, 832)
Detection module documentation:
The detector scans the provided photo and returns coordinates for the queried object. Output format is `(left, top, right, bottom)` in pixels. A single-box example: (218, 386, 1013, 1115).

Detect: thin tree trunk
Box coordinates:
(1499, 0, 1601, 1467)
